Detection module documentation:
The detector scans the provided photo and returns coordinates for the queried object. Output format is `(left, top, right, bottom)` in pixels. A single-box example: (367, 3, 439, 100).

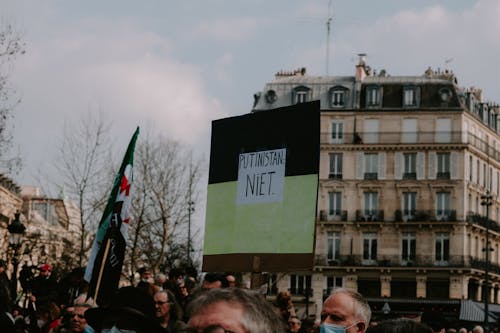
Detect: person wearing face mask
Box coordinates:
(320, 288, 371, 333)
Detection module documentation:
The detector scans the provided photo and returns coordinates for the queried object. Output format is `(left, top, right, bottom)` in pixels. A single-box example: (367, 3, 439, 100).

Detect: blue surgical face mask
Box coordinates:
(320, 322, 358, 333)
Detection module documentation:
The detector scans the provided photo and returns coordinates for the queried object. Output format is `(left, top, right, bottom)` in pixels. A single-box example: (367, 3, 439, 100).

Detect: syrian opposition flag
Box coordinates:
(84, 127, 139, 306)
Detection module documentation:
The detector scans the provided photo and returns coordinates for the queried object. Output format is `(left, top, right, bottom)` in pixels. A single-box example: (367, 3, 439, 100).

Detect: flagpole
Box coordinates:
(93, 238, 112, 302)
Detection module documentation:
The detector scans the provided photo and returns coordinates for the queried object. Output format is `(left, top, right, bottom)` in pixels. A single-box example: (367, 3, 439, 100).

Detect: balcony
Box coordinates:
(319, 210, 348, 222)
(437, 171, 450, 179)
(328, 173, 343, 180)
(364, 172, 378, 180)
(403, 172, 416, 180)
(433, 210, 456, 222)
(466, 212, 500, 232)
(356, 210, 384, 222)
(394, 210, 431, 222)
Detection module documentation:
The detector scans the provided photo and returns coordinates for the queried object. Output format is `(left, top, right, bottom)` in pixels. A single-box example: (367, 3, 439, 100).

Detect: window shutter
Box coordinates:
(395, 152, 403, 180)
(417, 152, 425, 180)
(356, 152, 364, 180)
(472, 157, 477, 183)
(428, 152, 436, 180)
(379, 153, 386, 180)
(450, 152, 458, 179)
(492, 169, 498, 195)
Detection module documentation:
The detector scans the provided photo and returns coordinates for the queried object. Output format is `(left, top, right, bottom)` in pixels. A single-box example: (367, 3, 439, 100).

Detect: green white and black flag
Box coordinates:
(84, 127, 139, 306)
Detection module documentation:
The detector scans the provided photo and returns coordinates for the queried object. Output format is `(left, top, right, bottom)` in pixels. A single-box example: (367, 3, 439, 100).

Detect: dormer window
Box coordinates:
(265, 90, 277, 104)
(292, 86, 311, 104)
(329, 86, 349, 108)
(366, 86, 382, 107)
(439, 88, 452, 102)
(403, 86, 420, 108)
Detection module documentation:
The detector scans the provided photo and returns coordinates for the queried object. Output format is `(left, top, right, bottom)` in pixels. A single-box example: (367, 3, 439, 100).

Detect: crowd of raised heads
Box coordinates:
(0, 263, 495, 333)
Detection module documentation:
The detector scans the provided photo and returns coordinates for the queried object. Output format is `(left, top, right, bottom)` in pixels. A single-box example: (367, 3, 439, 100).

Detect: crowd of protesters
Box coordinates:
(0, 261, 494, 333)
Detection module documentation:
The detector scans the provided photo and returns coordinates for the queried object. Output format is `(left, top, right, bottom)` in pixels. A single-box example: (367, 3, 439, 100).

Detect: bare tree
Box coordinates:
(126, 130, 202, 279)
(53, 112, 113, 266)
(0, 23, 25, 173)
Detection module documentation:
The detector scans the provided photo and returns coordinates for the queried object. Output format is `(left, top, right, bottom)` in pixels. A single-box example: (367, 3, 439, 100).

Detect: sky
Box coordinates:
(2, 0, 499, 232)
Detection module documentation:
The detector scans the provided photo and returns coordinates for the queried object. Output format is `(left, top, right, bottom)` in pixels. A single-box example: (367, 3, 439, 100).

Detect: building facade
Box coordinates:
(251, 55, 500, 321)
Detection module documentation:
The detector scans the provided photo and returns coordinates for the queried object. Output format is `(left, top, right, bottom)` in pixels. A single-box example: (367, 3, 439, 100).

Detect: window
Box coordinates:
(403, 192, 417, 220)
(327, 232, 341, 263)
(469, 156, 473, 181)
(32, 202, 59, 226)
(364, 192, 378, 219)
(403, 86, 419, 107)
(330, 121, 344, 144)
(364, 119, 379, 143)
(326, 276, 343, 295)
(436, 118, 451, 143)
(329, 153, 343, 179)
(436, 192, 451, 220)
(437, 153, 450, 179)
(328, 192, 342, 217)
(366, 86, 382, 107)
(266, 274, 278, 295)
(402, 232, 416, 263)
(330, 86, 348, 108)
(363, 233, 377, 263)
(403, 153, 417, 179)
(293, 86, 311, 104)
(290, 274, 311, 295)
(402, 119, 417, 143)
(435, 233, 450, 264)
(364, 153, 378, 179)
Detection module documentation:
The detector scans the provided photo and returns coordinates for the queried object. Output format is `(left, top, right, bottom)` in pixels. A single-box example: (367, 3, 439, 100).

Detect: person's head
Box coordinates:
(202, 272, 229, 289)
(154, 289, 182, 324)
(39, 263, 52, 278)
(155, 273, 167, 286)
(138, 267, 152, 282)
(366, 318, 434, 333)
(321, 288, 371, 333)
(70, 303, 93, 333)
(37, 302, 61, 328)
(288, 316, 302, 333)
(420, 311, 447, 333)
(472, 326, 483, 333)
(85, 286, 164, 333)
(458, 328, 468, 333)
(187, 287, 286, 333)
(226, 274, 237, 288)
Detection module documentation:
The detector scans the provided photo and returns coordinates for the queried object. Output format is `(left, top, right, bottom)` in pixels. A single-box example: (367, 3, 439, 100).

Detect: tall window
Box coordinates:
(435, 233, 450, 264)
(327, 232, 341, 263)
(364, 192, 378, 218)
(402, 119, 417, 143)
(364, 119, 379, 143)
(366, 86, 381, 107)
(403, 153, 417, 179)
(295, 91, 307, 104)
(403, 192, 417, 219)
(326, 276, 343, 295)
(469, 156, 473, 181)
(364, 153, 378, 179)
(328, 192, 342, 217)
(402, 232, 416, 263)
(330, 121, 344, 144)
(436, 192, 451, 220)
(290, 274, 311, 295)
(329, 153, 343, 179)
(363, 233, 377, 263)
(437, 153, 450, 179)
(403, 87, 418, 107)
(331, 90, 345, 107)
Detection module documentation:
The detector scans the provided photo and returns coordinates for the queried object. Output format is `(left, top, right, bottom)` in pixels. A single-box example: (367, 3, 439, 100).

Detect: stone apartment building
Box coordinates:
(251, 55, 500, 322)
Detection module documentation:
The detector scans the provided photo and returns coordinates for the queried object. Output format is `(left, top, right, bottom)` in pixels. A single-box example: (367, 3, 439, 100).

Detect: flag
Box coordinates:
(84, 127, 139, 306)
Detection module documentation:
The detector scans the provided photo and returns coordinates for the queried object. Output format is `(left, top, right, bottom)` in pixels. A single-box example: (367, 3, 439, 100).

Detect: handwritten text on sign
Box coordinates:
(236, 148, 286, 205)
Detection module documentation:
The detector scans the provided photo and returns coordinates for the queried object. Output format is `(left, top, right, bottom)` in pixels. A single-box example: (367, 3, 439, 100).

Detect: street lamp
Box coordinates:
(7, 211, 26, 302)
(481, 193, 493, 331)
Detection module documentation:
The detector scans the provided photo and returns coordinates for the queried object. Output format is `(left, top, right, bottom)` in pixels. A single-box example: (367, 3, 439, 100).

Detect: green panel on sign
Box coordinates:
(204, 174, 317, 255)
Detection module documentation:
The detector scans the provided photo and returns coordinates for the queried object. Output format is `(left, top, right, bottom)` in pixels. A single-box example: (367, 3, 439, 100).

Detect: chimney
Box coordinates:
(356, 53, 368, 81)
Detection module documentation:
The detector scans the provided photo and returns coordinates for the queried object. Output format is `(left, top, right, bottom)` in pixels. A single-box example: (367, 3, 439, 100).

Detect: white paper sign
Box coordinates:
(236, 148, 286, 205)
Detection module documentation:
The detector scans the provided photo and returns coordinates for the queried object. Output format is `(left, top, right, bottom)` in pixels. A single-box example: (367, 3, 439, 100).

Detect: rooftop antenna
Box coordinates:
(326, 0, 333, 76)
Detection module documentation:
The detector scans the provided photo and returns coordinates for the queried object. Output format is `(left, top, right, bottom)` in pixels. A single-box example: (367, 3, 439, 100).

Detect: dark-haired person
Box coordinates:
(366, 318, 434, 333)
(154, 289, 186, 333)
